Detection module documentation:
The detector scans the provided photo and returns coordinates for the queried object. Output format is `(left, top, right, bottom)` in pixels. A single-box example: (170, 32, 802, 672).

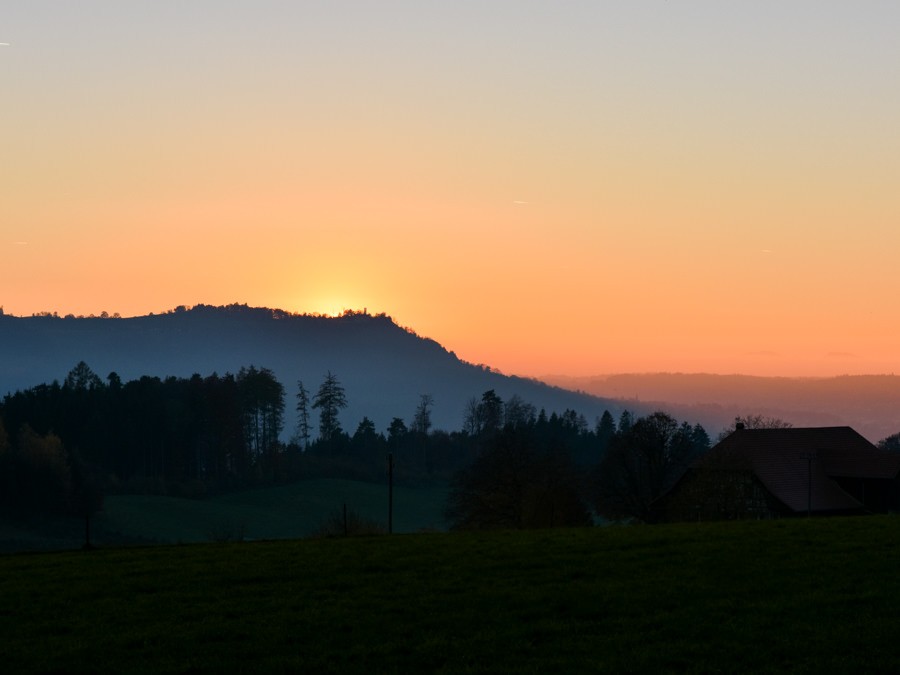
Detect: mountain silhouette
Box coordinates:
(0, 304, 621, 435)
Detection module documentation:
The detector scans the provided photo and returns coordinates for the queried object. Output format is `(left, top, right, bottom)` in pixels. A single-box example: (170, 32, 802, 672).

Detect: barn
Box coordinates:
(653, 426, 900, 522)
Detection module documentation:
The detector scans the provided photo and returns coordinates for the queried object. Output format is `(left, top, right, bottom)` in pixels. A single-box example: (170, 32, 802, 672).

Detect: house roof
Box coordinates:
(695, 427, 900, 514)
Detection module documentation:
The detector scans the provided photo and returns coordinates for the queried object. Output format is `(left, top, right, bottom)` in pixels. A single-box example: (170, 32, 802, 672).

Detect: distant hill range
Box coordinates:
(0, 305, 623, 436)
(543, 373, 900, 443)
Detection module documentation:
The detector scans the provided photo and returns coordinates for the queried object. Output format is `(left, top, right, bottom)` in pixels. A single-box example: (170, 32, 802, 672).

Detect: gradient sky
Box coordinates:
(2, 2, 899, 378)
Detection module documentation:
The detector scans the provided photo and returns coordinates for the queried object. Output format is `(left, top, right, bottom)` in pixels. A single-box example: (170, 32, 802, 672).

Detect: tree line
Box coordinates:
(1, 361, 718, 527)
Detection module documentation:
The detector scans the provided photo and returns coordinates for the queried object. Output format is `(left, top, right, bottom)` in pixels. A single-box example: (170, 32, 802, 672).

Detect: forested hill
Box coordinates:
(0, 305, 620, 434)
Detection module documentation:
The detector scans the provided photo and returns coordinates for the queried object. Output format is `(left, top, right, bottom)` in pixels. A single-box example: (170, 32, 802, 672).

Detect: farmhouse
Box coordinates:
(653, 426, 900, 522)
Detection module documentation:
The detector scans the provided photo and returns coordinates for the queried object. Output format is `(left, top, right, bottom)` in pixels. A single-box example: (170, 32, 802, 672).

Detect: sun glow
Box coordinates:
(306, 297, 363, 319)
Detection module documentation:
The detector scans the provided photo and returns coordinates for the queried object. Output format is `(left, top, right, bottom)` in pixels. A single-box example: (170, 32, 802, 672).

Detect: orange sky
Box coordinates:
(3, 3, 900, 378)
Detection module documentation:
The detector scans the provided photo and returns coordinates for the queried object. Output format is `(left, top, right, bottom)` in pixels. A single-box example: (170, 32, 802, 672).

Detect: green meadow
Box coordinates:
(0, 479, 449, 552)
(101, 479, 449, 542)
(3, 516, 900, 673)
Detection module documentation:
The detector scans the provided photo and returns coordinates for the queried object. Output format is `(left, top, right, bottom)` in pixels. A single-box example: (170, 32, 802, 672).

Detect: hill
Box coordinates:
(0, 305, 621, 435)
(545, 372, 900, 442)
(4, 518, 900, 672)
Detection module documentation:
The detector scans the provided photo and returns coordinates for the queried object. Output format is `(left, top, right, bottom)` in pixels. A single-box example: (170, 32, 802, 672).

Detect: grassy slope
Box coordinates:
(0, 479, 449, 551)
(3, 517, 900, 673)
(102, 479, 449, 542)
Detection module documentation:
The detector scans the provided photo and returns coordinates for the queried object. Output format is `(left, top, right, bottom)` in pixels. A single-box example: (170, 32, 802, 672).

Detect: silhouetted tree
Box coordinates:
(462, 397, 479, 435)
(64, 361, 103, 392)
(412, 394, 434, 435)
(560, 409, 588, 434)
(410, 393, 436, 473)
(0, 366, 290, 495)
(595, 410, 616, 457)
(617, 410, 634, 435)
(351, 416, 382, 466)
(717, 414, 792, 441)
(0, 425, 72, 516)
(504, 394, 536, 429)
(446, 427, 591, 530)
(878, 433, 900, 452)
(237, 366, 285, 461)
(106, 372, 122, 390)
(691, 423, 711, 454)
(388, 417, 408, 444)
(595, 411, 705, 522)
(312, 371, 348, 442)
(295, 380, 311, 450)
(477, 390, 504, 434)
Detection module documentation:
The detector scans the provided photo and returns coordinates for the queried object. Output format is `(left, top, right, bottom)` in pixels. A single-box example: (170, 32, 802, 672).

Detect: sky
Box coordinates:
(2, 2, 899, 378)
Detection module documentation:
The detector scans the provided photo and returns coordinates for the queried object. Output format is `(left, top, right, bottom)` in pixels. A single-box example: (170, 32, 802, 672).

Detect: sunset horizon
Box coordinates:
(5, 5, 900, 660)
(4, 3, 899, 382)
(2, 300, 896, 381)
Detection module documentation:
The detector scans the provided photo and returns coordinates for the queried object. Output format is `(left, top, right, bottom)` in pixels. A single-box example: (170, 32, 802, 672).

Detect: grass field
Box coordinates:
(3, 516, 900, 673)
(0, 479, 449, 552)
(102, 479, 449, 543)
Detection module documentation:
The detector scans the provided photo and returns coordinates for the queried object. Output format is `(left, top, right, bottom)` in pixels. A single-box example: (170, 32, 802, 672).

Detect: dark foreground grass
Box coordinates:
(3, 517, 900, 673)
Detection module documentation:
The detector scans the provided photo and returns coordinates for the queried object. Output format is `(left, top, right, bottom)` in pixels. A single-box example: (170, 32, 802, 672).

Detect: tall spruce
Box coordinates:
(312, 371, 348, 441)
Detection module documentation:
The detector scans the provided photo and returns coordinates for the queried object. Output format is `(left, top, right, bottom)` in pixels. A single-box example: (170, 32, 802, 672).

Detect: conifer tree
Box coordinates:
(312, 371, 348, 441)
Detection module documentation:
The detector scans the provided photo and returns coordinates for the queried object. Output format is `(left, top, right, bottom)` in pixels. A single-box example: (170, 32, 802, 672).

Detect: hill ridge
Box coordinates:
(0, 303, 621, 435)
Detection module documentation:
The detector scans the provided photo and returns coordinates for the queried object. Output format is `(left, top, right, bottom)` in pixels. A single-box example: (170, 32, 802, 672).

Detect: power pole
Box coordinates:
(800, 452, 817, 517)
(387, 452, 394, 534)
(388, 452, 394, 534)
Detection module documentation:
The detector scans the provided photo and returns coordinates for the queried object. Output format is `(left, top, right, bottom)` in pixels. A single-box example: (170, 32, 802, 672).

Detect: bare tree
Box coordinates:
(412, 394, 435, 435)
(462, 397, 479, 436)
(295, 380, 311, 449)
(504, 395, 536, 428)
(717, 414, 792, 441)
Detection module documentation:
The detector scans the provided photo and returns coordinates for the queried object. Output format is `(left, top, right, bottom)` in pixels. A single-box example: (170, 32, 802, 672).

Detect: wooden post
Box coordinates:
(343, 502, 348, 537)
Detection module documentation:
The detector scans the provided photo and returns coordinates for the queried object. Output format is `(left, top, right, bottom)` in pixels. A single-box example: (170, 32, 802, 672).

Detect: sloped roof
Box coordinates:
(696, 427, 900, 514)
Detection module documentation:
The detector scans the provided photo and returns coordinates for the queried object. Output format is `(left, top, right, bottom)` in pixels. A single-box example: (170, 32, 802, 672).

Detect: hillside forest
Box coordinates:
(0, 361, 724, 531)
(23, 358, 900, 533)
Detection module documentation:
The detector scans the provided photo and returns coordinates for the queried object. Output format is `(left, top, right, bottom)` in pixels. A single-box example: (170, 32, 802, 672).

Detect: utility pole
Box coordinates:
(387, 452, 394, 534)
(800, 452, 817, 517)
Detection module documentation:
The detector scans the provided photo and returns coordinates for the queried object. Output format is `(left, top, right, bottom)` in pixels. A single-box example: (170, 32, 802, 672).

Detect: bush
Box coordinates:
(310, 507, 385, 538)
(446, 428, 592, 530)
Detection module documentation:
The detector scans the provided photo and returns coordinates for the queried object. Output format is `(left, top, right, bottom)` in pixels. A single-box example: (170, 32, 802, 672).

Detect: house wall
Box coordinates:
(653, 469, 788, 522)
